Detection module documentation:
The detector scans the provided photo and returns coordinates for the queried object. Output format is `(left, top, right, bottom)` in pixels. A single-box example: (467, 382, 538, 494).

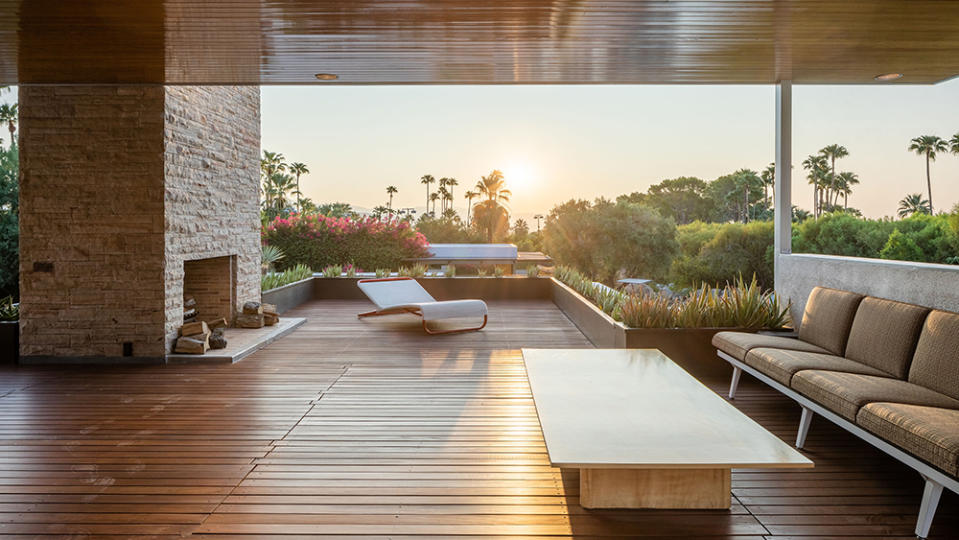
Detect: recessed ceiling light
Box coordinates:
(314, 73, 338, 81)
(874, 72, 903, 81)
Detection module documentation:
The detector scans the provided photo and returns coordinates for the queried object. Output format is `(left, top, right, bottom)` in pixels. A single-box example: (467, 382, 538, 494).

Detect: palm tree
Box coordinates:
(792, 207, 812, 223)
(386, 185, 398, 210)
(464, 190, 477, 226)
(473, 170, 512, 242)
(908, 135, 947, 214)
(445, 178, 458, 211)
(288, 162, 309, 212)
(438, 177, 449, 210)
(950, 132, 959, 156)
(429, 192, 440, 215)
(802, 154, 828, 217)
(819, 144, 849, 205)
(437, 186, 451, 213)
(835, 171, 859, 209)
(266, 173, 296, 217)
(420, 174, 435, 214)
(898, 193, 930, 218)
(371, 205, 391, 220)
(760, 163, 775, 207)
(733, 169, 761, 223)
(0, 104, 17, 147)
(261, 151, 287, 212)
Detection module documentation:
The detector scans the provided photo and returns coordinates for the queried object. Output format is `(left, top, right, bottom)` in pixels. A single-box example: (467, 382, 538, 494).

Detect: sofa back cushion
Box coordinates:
(844, 297, 929, 378)
(908, 310, 959, 400)
(798, 287, 864, 355)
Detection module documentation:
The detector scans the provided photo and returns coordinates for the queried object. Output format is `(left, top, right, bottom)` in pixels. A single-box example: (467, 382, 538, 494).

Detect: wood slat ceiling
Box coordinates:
(2, 0, 959, 85)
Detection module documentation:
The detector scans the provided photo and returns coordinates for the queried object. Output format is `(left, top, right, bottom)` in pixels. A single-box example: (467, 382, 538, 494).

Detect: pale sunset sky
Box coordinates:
(261, 80, 959, 221)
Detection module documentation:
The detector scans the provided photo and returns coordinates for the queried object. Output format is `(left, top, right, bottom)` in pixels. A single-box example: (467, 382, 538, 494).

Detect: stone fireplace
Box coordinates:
(182, 255, 237, 326)
(19, 85, 261, 362)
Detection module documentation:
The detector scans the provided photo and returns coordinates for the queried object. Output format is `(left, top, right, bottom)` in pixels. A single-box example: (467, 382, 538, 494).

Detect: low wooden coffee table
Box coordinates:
(522, 348, 813, 509)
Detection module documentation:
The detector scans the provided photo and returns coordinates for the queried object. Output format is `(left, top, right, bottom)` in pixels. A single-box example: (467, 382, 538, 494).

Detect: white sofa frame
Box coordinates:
(721, 350, 958, 539)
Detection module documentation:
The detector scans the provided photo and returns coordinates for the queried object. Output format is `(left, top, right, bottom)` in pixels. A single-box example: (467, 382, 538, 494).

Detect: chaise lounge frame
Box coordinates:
(356, 277, 488, 335)
(722, 350, 957, 539)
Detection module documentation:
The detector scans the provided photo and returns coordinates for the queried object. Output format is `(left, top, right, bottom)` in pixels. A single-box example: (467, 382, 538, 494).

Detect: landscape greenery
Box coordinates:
(0, 89, 18, 301)
(262, 212, 429, 272)
(555, 266, 791, 330)
(3, 122, 959, 302)
(257, 138, 959, 294)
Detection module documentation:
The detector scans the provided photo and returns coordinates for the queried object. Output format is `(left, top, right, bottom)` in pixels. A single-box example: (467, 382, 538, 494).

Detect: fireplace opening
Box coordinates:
(183, 255, 237, 326)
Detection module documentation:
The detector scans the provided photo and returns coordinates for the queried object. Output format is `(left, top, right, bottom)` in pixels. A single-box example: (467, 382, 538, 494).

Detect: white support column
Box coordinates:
(774, 81, 792, 291)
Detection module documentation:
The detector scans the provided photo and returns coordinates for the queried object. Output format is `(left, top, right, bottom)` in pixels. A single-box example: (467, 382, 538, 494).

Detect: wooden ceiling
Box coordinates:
(2, 0, 959, 85)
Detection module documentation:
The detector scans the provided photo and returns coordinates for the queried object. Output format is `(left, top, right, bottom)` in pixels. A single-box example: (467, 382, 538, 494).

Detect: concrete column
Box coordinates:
(774, 81, 792, 292)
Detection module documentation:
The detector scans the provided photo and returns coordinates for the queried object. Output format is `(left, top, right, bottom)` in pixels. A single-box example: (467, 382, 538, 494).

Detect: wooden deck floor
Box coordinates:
(0, 299, 956, 538)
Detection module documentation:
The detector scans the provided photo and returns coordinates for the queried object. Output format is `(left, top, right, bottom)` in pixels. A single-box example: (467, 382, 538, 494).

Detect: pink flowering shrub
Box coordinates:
(263, 214, 430, 272)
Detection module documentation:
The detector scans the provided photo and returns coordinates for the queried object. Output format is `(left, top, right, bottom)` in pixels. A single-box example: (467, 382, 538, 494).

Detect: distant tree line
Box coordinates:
(0, 90, 17, 300)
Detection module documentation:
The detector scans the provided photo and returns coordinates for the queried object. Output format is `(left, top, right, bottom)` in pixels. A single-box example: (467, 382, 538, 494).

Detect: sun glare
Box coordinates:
(502, 160, 538, 190)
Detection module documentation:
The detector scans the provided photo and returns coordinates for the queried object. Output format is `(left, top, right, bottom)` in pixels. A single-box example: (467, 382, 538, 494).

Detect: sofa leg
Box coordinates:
(916, 477, 943, 538)
(728, 366, 742, 399)
(796, 407, 813, 449)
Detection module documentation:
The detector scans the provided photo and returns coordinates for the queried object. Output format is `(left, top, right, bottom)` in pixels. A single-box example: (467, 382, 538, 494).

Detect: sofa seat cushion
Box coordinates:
(745, 348, 890, 386)
(857, 402, 959, 476)
(797, 287, 864, 356)
(791, 370, 959, 421)
(712, 331, 830, 362)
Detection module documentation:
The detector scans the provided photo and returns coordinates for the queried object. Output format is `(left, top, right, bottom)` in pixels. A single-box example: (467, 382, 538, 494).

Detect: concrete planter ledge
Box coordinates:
(262, 277, 315, 314)
(549, 277, 761, 381)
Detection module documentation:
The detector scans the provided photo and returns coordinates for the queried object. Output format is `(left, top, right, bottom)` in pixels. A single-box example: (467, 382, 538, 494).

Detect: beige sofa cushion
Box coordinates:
(791, 370, 959, 421)
(712, 331, 830, 362)
(857, 403, 959, 476)
(908, 310, 959, 401)
(844, 297, 929, 379)
(745, 348, 889, 386)
(798, 287, 864, 355)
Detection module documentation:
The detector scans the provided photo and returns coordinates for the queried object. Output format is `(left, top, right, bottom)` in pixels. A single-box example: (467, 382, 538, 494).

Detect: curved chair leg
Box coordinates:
(422, 315, 488, 335)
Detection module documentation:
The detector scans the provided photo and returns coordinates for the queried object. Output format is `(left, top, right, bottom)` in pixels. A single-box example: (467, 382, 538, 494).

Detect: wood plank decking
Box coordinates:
(0, 299, 956, 538)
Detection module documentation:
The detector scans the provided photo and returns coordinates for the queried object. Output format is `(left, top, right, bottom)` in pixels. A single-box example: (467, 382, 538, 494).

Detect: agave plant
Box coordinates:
(261, 244, 285, 274)
(446, 264, 456, 277)
(591, 285, 624, 316)
(615, 291, 676, 328)
(0, 296, 18, 322)
(321, 264, 343, 278)
(375, 268, 390, 278)
(527, 265, 540, 278)
(493, 266, 505, 277)
(260, 264, 313, 291)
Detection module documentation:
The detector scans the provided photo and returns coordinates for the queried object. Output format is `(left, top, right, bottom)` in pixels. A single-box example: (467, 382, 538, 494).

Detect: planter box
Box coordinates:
(550, 277, 621, 347)
(0, 321, 18, 363)
(262, 276, 315, 314)
(550, 277, 752, 381)
(314, 276, 552, 301)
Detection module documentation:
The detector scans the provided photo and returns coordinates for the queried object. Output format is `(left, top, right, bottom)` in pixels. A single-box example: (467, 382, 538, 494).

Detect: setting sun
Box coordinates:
(502, 160, 539, 190)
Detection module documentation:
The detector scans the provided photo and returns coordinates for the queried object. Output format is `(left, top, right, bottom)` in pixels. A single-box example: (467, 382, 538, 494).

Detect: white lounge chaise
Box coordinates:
(356, 277, 488, 335)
